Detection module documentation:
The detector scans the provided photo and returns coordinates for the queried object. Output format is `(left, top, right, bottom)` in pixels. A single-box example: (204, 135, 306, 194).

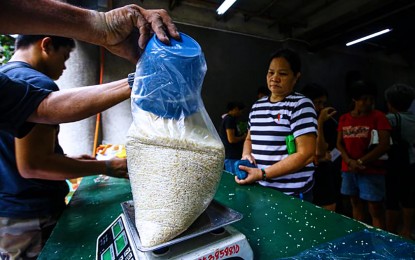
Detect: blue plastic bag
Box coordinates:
(131, 33, 206, 120)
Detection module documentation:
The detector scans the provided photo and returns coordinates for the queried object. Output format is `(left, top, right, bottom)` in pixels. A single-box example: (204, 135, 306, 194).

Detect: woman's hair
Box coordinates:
(301, 83, 328, 100)
(384, 83, 415, 111)
(268, 48, 301, 75)
(15, 35, 75, 50)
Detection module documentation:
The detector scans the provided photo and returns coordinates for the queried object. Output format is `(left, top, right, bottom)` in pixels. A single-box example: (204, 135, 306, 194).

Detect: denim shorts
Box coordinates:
(341, 172, 385, 202)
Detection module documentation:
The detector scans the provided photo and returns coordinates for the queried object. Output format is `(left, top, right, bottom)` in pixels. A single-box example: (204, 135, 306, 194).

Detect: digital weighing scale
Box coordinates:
(96, 200, 253, 260)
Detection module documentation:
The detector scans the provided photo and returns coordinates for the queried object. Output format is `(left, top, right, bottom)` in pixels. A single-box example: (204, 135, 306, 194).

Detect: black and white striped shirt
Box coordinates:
(248, 92, 317, 195)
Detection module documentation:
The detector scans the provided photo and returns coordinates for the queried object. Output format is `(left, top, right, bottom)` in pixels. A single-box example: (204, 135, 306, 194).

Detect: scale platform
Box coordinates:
(96, 200, 253, 260)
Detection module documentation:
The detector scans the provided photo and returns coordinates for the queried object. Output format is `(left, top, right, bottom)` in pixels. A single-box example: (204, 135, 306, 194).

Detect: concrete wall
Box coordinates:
(57, 21, 415, 156)
(56, 41, 99, 156)
(57, 41, 134, 156)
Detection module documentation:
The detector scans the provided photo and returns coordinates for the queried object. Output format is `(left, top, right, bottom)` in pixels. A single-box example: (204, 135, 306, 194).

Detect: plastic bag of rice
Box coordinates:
(126, 33, 225, 247)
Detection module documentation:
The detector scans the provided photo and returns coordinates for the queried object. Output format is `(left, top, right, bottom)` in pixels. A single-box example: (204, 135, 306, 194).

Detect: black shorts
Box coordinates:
(313, 161, 338, 206)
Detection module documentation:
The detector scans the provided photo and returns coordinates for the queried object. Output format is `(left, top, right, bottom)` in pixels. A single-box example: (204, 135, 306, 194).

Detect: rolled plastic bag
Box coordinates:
(126, 33, 225, 247)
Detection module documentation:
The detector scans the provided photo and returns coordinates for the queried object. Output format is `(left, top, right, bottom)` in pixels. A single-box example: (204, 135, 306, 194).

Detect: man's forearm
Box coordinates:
(27, 79, 130, 124)
(1, 0, 101, 45)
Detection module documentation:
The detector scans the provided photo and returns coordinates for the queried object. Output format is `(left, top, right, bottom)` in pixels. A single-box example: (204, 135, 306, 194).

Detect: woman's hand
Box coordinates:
(241, 153, 256, 165)
(235, 167, 262, 184)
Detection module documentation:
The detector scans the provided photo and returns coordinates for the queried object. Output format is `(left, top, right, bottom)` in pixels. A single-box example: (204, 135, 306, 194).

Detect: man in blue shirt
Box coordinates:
(0, 35, 130, 259)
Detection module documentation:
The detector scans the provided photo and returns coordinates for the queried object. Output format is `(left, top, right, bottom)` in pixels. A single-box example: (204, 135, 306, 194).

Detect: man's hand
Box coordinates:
(75, 154, 97, 160)
(105, 158, 129, 179)
(97, 5, 180, 63)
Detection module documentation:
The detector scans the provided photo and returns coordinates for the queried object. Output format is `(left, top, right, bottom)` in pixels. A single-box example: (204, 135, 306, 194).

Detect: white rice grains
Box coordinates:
(126, 127, 224, 247)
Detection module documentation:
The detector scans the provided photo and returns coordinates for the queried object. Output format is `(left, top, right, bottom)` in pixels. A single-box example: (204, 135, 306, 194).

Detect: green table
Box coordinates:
(39, 173, 414, 259)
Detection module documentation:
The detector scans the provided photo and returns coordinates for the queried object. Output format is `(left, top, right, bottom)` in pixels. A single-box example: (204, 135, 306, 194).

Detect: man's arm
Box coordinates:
(1, 0, 180, 63)
(26, 78, 130, 124)
(15, 124, 128, 180)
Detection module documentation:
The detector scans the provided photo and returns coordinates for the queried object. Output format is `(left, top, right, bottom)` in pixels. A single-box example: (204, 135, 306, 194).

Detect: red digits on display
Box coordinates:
(198, 244, 240, 260)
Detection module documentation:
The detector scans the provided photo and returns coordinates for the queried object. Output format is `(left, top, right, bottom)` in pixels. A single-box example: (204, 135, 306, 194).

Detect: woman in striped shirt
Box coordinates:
(235, 48, 317, 201)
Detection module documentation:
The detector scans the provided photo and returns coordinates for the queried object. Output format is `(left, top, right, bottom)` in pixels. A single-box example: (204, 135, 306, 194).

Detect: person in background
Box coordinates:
(384, 83, 415, 239)
(0, 35, 129, 259)
(336, 81, 391, 229)
(220, 102, 247, 173)
(301, 83, 338, 211)
(0, 0, 180, 137)
(236, 48, 317, 201)
(257, 86, 271, 99)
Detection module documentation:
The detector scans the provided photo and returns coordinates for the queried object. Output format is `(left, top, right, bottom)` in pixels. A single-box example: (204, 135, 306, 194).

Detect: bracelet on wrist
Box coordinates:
(357, 159, 364, 165)
(261, 168, 267, 181)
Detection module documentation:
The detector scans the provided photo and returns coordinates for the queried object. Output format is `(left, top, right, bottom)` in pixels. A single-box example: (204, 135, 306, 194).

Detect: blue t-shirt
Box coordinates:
(0, 71, 51, 137)
(0, 62, 68, 218)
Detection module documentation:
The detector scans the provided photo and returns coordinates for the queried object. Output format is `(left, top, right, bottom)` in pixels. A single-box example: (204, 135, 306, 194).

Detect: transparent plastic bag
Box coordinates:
(126, 33, 225, 247)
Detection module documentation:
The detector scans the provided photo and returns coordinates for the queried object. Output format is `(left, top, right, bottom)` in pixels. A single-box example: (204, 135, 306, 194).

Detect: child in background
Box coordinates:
(219, 102, 247, 173)
(336, 81, 391, 229)
(301, 83, 338, 211)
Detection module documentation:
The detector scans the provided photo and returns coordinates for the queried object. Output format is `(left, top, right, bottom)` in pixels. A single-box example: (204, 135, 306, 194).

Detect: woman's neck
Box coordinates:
(270, 94, 286, 102)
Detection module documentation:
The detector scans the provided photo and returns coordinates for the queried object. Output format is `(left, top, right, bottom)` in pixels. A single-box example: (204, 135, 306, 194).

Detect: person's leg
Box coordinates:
(359, 174, 386, 229)
(398, 163, 415, 239)
(386, 209, 400, 234)
(385, 168, 400, 233)
(400, 207, 414, 239)
(0, 217, 41, 260)
(313, 162, 337, 211)
(367, 201, 386, 229)
(0, 215, 58, 259)
(322, 203, 336, 211)
(340, 172, 361, 220)
(350, 195, 365, 221)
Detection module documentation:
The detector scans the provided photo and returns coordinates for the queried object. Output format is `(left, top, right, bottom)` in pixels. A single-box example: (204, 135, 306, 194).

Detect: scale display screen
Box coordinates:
(96, 215, 136, 260)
